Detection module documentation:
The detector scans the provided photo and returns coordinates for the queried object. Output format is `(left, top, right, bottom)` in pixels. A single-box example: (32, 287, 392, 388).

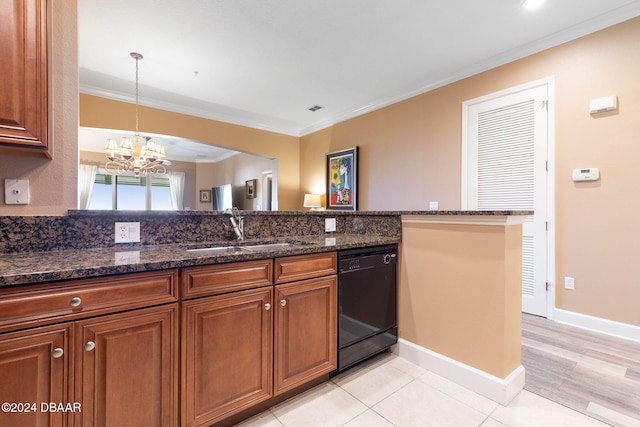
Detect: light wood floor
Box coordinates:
(522, 313, 640, 427)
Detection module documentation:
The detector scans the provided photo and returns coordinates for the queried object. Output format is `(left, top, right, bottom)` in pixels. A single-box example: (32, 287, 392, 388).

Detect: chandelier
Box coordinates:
(104, 52, 169, 176)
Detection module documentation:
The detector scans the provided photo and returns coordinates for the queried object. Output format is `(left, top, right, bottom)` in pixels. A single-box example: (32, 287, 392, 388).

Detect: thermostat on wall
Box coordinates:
(572, 168, 600, 182)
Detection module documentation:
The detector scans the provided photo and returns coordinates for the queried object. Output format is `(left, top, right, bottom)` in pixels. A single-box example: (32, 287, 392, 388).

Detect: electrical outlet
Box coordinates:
(325, 218, 336, 233)
(564, 276, 575, 290)
(115, 222, 141, 243)
(429, 201, 439, 210)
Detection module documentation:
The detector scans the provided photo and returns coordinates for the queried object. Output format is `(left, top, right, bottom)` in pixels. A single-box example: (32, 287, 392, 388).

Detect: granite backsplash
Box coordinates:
(0, 211, 402, 254)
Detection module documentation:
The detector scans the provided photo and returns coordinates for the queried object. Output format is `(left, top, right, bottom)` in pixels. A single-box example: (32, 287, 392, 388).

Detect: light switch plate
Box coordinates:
(325, 218, 336, 232)
(4, 179, 30, 205)
(564, 277, 575, 290)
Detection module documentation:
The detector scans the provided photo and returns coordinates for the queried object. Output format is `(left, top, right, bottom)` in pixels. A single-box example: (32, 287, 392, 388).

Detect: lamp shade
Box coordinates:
(303, 193, 322, 209)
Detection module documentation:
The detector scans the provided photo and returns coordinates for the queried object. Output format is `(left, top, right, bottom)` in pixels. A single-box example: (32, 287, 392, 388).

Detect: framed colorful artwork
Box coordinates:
(326, 147, 358, 211)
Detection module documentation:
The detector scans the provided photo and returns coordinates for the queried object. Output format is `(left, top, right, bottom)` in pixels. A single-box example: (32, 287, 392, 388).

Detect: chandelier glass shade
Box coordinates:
(104, 52, 169, 176)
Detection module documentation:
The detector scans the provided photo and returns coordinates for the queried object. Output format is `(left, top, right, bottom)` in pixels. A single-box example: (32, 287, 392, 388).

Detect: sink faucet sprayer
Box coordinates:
(225, 207, 244, 241)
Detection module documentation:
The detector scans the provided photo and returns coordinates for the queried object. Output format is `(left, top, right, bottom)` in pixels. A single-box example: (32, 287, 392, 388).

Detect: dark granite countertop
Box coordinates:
(0, 234, 399, 288)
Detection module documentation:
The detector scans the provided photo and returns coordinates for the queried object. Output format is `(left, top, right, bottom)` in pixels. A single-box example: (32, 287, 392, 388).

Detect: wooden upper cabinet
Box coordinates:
(0, 0, 49, 155)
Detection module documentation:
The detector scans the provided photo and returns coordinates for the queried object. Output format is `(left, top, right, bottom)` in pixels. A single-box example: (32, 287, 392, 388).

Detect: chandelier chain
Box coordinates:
(103, 52, 169, 176)
(135, 54, 139, 135)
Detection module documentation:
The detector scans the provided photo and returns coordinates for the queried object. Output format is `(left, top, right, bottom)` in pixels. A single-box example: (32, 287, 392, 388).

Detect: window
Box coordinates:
(88, 172, 174, 210)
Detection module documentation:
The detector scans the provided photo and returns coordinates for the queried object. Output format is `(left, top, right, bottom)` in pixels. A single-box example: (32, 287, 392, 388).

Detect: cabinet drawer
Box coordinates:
(0, 270, 178, 333)
(181, 259, 273, 299)
(274, 252, 337, 284)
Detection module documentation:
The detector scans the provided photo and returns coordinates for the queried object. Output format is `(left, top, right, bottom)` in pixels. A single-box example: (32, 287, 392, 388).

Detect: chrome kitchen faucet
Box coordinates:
(225, 207, 244, 241)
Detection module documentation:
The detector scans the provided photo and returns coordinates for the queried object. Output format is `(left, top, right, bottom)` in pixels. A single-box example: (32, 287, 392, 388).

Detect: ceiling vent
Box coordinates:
(308, 105, 323, 112)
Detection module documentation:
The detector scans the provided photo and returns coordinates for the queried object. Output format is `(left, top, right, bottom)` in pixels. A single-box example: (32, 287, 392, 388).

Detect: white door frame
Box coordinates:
(461, 76, 556, 319)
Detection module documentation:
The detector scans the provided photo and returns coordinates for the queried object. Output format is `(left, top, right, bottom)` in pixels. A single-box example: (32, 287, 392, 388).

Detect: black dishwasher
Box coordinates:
(336, 244, 397, 372)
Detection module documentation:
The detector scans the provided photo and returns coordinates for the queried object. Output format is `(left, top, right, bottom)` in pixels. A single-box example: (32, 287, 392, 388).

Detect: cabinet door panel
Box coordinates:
(182, 287, 272, 427)
(0, 0, 48, 151)
(0, 324, 72, 427)
(75, 304, 178, 427)
(274, 275, 337, 395)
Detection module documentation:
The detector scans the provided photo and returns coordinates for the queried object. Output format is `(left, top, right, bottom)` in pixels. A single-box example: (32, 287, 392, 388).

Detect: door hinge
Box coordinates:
(541, 100, 548, 111)
(545, 282, 550, 291)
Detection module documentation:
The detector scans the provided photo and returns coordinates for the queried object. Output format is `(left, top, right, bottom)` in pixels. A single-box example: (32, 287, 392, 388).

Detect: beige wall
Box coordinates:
(400, 221, 523, 378)
(195, 153, 275, 211)
(301, 17, 640, 328)
(0, 0, 78, 216)
(3, 1, 638, 330)
(80, 95, 300, 211)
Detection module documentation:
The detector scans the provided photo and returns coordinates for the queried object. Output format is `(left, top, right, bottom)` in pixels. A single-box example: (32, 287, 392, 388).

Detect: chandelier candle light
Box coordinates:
(104, 52, 169, 176)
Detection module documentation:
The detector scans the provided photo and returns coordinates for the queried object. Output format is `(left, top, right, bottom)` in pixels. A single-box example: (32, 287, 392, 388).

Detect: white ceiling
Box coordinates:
(78, 0, 640, 139)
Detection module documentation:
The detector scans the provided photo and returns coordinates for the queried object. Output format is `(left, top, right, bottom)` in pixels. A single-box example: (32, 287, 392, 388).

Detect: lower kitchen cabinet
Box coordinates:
(75, 304, 179, 427)
(181, 252, 337, 426)
(0, 323, 72, 427)
(0, 269, 179, 427)
(274, 275, 337, 395)
(181, 287, 273, 427)
(0, 253, 340, 426)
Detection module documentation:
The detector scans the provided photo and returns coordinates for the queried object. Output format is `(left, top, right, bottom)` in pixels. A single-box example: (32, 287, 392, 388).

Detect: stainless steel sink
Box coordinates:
(240, 243, 292, 251)
(186, 242, 293, 255)
(186, 246, 246, 254)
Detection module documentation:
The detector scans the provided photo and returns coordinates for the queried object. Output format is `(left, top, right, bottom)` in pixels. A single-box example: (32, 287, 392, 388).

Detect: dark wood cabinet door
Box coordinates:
(181, 287, 273, 427)
(75, 304, 178, 427)
(0, 0, 48, 153)
(274, 275, 337, 395)
(0, 323, 72, 427)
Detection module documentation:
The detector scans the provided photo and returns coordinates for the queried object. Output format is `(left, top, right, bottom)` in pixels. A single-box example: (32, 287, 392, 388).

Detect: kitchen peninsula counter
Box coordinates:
(0, 210, 531, 287)
(0, 209, 532, 411)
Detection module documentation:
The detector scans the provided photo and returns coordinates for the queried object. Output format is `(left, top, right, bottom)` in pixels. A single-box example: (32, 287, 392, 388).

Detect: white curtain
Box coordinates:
(78, 164, 98, 209)
(168, 171, 185, 210)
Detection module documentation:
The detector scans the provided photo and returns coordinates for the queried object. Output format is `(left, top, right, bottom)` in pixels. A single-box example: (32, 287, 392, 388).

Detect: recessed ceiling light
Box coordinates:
(523, 0, 545, 10)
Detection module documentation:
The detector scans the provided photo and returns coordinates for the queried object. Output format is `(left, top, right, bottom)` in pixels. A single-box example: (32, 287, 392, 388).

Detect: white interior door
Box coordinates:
(462, 81, 550, 316)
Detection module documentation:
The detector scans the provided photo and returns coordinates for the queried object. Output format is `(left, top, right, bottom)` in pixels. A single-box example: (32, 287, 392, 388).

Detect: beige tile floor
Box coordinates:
(236, 352, 610, 427)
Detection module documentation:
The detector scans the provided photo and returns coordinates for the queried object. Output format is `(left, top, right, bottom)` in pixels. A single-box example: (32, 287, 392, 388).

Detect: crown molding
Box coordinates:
(81, 4, 640, 139)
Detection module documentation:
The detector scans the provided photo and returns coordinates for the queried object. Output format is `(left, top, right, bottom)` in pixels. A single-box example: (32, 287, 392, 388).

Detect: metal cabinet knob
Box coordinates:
(264, 303, 271, 311)
(280, 299, 287, 307)
(84, 341, 96, 352)
(51, 348, 64, 358)
(70, 297, 82, 307)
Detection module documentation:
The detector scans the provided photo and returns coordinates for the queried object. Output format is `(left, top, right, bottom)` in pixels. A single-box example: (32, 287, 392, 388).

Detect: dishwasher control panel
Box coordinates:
(339, 247, 397, 273)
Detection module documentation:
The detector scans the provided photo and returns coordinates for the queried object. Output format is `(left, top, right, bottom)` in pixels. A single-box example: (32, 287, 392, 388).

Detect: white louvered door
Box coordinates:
(462, 82, 549, 316)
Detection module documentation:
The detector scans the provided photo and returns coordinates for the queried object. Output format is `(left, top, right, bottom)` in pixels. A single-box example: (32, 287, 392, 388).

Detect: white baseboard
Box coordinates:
(392, 339, 524, 406)
(553, 308, 640, 343)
